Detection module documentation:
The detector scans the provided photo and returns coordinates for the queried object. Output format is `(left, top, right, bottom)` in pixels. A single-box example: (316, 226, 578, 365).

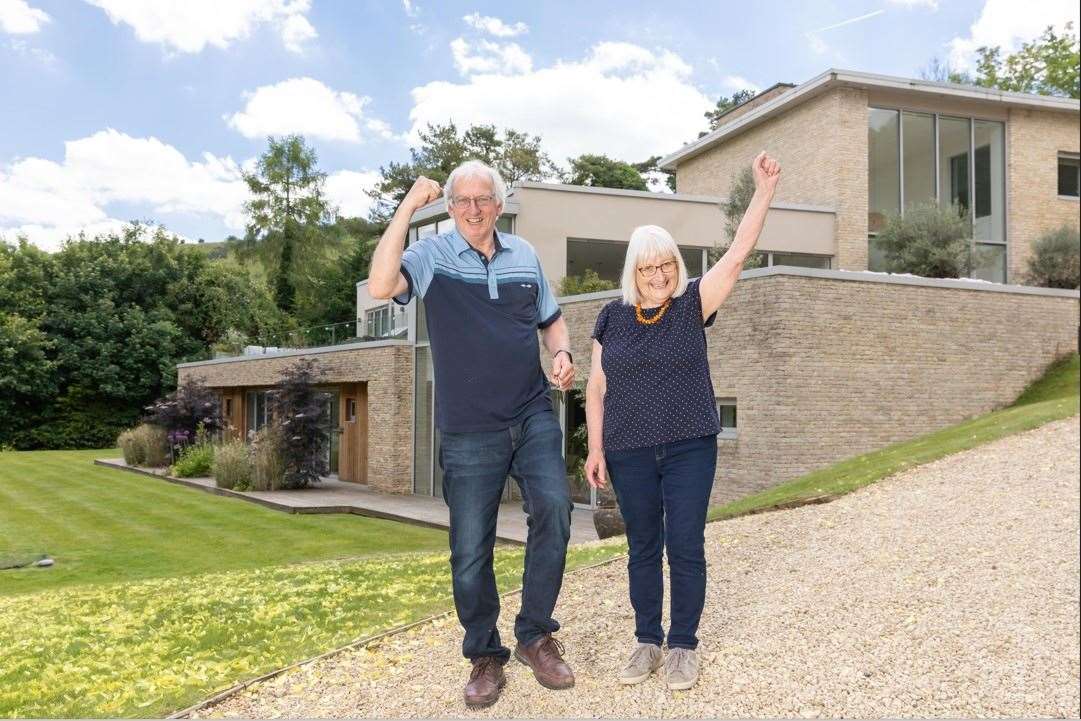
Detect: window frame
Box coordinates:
(716, 397, 738, 440)
(1058, 152, 1080, 200)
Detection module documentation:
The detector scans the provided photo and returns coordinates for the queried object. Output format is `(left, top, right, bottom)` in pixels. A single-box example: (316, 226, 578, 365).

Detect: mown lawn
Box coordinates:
(0, 449, 626, 718)
(708, 353, 1080, 522)
(0, 448, 451, 596)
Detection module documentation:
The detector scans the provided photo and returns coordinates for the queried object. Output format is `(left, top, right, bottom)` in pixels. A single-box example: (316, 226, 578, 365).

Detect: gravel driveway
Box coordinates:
(196, 416, 1080, 719)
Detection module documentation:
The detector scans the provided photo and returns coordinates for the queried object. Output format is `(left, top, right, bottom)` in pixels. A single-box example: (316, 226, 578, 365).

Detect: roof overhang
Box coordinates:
(660, 68, 1081, 170)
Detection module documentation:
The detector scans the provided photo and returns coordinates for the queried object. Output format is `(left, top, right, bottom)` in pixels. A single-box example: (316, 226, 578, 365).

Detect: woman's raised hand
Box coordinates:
(752, 151, 781, 194)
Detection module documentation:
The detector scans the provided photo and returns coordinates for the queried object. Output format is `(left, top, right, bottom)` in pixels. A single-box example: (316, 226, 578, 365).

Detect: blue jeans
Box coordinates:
(606, 434, 717, 650)
(439, 410, 573, 662)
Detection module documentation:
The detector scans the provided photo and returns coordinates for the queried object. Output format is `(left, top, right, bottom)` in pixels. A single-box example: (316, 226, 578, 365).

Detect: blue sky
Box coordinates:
(1, 0, 1077, 250)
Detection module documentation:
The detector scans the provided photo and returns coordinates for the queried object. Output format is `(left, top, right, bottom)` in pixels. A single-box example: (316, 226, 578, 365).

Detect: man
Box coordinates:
(368, 160, 576, 708)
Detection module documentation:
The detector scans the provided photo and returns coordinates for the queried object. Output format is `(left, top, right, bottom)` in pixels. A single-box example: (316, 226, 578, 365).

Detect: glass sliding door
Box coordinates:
(973, 120, 1006, 282)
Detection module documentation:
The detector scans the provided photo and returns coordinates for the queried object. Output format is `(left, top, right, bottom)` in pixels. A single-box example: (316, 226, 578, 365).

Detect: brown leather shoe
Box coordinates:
(513, 634, 575, 690)
(464, 656, 506, 708)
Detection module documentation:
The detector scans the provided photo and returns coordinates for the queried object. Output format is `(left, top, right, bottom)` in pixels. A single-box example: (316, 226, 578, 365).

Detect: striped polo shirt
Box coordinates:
(394, 227, 562, 433)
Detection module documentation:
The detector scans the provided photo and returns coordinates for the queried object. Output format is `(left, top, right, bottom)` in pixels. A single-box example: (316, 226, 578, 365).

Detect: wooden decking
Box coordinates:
(94, 459, 600, 545)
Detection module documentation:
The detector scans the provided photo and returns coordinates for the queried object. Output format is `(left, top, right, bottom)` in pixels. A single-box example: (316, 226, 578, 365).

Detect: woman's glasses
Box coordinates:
(638, 260, 677, 277)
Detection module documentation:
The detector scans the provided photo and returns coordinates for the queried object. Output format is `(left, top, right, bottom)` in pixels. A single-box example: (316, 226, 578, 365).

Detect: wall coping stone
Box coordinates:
(177, 339, 411, 369)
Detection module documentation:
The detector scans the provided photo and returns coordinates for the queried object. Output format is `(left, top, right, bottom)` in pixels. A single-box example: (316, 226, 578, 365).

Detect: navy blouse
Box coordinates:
(591, 278, 719, 451)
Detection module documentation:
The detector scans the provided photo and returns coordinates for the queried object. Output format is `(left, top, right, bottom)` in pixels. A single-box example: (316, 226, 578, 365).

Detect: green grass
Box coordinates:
(0, 541, 625, 718)
(0, 447, 626, 717)
(0, 448, 452, 596)
(708, 353, 1080, 522)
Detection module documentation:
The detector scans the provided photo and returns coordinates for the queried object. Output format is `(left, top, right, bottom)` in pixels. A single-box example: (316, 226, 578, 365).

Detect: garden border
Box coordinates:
(166, 551, 629, 719)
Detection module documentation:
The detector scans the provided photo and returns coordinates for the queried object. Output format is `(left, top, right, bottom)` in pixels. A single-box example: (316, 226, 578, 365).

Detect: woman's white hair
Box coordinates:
(443, 160, 508, 211)
(620, 225, 689, 305)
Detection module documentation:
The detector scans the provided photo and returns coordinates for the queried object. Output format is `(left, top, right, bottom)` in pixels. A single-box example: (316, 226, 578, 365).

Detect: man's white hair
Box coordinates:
(443, 160, 508, 211)
(620, 225, 689, 305)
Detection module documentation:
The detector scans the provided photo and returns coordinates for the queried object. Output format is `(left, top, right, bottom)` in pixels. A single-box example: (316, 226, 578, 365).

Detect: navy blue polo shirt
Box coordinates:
(393, 227, 562, 432)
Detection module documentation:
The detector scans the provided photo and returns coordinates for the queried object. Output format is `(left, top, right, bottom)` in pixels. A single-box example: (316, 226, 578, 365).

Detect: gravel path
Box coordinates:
(197, 416, 1080, 719)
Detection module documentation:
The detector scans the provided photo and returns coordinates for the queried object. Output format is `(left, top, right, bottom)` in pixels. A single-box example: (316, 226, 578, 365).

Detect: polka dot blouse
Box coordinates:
(591, 278, 720, 451)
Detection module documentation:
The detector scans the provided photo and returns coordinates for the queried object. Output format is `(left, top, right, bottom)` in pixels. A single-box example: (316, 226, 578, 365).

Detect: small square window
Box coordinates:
(224, 397, 232, 416)
(716, 398, 737, 438)
(1059, 153, 1080, 198)
(346, 398, 357, 423)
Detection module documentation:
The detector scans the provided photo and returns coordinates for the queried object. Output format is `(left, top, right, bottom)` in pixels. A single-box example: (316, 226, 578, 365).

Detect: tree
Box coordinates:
(633, 155, 676, 193)
(701, 89, 757, 136)
(243, 135, 332, 313)
(972, 23, 1079, 98)
(711, 166, 765, 268)
(564, 154, 648, 191)
(270, 358, 330, 489)
(0, 225, 284, 449)
(367, 122, 556, 221)
(922, 23, 1079, 98)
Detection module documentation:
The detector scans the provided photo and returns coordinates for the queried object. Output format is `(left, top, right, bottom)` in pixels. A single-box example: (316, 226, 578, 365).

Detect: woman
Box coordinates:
(584, 151, 780, 690)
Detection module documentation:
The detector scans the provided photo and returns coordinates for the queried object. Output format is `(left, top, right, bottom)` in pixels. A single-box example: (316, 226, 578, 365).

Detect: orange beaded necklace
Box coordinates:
(635, 298, 672, 325)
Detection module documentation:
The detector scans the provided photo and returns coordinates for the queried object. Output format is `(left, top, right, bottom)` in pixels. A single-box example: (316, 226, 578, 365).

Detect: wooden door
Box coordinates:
(338, 383, 368, 483)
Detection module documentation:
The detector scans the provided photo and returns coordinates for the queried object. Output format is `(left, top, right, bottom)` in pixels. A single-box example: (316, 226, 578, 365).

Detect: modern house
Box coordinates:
(178, 68, 1080, 509)
(660, 68, 1080, 284)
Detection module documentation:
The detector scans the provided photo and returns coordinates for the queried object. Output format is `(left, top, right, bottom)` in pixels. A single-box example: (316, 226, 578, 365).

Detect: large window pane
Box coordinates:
(413, 348, 435, 496)
(496, 216, 514, 233)
(868, 108, 900, 232)
(973, 120, 1005, 242)
(435, 218, 454, 234)
(868, 236, 890, 272)
(1058, 154, 1080, 197)
(938, 116, 971, 222)
(973, 243, 1006, 284)
(771, 252, 832, 269)
(902, 112, 935, 208)
(566, 239, 625, 283)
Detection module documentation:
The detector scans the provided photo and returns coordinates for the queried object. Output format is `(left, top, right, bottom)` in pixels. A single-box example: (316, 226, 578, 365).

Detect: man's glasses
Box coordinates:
(638, 260, 677, 278)
(450, 194, 496, 210)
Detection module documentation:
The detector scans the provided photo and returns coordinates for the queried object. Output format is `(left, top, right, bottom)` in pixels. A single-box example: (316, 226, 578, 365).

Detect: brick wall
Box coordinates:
(177, 343, 414, 494)
(558, 270, 1078, 504)
(676, 87, 869, 271)
(1007, 108, 1081, 282)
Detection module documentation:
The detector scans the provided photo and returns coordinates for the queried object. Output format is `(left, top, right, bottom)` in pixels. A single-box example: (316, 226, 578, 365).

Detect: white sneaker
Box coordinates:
(619, 642, 663, 685)
(664, 647, 699, 690)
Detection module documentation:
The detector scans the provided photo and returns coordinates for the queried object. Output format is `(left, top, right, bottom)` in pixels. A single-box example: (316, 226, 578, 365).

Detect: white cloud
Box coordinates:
(462, 12, 528, 37)
(0, 0, 49, 34)
(0, 129, 249, 251)
(324, 170, 380, 219)
(888, 0, 938, 9)
(721, 75, 760, 93)
(84, 0, 317, 54)
(401, 0, 419, 18)
(225, 77, 397, 143)
(450, 37, 532, 75)
(410, 41, 712, 163)
(948, 0, 1079, 71)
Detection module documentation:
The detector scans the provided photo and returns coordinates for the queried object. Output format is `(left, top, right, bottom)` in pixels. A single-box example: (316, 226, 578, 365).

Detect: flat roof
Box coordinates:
(660, 68, 1081, 170)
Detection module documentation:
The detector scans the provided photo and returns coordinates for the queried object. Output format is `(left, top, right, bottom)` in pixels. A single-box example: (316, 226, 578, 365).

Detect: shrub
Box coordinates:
(559, 269, 618, 296)
(270, 359, 330, 489)
(117, 428, 146, 466)
(1025, 224, 1080, 289)
(145, 378, 223, 440)
(875, 202, 972, 278)
(117, 424, 169, 467)
(171, 441, 214, 478)
(250, 423, 285, 491)
(213, 439, 252, 490)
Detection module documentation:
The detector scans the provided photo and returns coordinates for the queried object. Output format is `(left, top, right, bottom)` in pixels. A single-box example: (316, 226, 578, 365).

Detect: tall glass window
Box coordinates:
(868, 108, 900, 233)
(938, 116, 971, 222)
(973, 120, 1005, 242)
(902, 112, 935, 209)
